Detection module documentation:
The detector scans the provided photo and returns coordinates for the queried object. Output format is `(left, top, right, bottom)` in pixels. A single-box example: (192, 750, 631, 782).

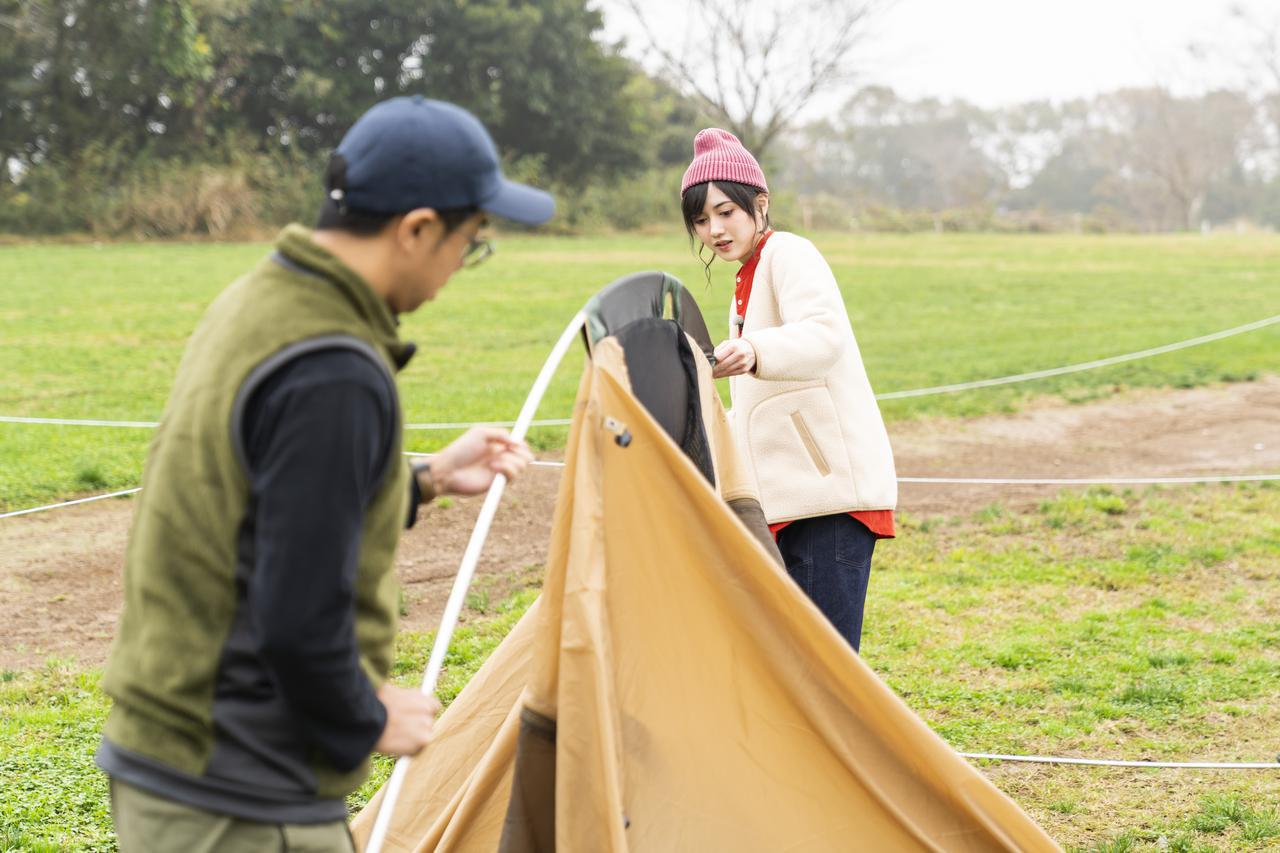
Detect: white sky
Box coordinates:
(599, 0, 1276, 111)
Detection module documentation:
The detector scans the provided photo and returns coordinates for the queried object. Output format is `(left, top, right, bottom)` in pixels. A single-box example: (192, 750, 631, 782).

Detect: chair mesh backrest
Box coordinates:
(583, 272, 715, 365)
(583, 272, 716, 486)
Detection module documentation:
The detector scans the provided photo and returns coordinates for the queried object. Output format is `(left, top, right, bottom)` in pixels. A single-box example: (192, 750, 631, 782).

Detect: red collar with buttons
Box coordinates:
(733, 229, 773, 336)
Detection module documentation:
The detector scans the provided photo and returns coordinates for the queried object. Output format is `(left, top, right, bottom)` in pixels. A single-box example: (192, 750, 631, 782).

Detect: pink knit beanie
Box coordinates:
(680, 128, 768, 197)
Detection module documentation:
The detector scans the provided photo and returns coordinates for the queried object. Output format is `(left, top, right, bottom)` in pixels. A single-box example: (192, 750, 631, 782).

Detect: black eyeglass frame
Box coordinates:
(462, 235, 494, 268)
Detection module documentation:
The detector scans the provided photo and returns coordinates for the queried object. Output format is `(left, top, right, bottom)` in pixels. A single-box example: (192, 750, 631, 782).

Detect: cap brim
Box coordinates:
(480, 178, 556, 225)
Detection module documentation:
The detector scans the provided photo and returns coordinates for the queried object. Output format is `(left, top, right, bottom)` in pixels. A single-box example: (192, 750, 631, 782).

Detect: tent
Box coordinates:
(353, 274, 1058, 852)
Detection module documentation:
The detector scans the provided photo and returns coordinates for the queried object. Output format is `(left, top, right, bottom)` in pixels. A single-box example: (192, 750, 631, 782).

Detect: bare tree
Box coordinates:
(1180, 5, 1280, 200)
(1092, 88, 1255, 231)
(1227, 3, 1280, 90)
(1191, 5, 1280, 128)
(610, 0, 888, 160)
(1226, 2, 1280, 181)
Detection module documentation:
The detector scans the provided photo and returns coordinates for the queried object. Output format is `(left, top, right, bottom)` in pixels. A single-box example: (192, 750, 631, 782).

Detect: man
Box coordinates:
(95, 96, 554, 851)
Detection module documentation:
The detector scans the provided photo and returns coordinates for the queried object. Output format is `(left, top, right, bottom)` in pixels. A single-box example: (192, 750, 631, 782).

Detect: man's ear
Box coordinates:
(398, 208, 441, 249)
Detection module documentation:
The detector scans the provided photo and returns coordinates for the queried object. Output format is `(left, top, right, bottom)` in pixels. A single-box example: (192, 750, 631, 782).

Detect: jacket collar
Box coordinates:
(739, 228, 774, 278)
(272, 224, 416, 370)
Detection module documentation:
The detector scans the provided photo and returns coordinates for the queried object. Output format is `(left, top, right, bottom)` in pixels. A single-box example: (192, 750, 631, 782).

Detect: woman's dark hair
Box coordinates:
(680, 180, 771, 284)
(315, 198, 479, 236)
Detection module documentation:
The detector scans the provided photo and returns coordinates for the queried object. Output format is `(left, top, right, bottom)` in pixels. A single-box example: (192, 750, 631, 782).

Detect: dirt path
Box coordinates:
(892, 375, 1280, 515)
(3, 377, 1278, 670)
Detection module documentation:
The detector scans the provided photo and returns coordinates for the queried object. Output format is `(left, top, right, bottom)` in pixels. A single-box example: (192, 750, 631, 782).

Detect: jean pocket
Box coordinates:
(834, 518, 876, 571)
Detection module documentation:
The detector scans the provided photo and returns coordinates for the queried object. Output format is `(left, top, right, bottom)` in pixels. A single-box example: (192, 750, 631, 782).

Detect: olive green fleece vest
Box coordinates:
(101, 225, 411, 797)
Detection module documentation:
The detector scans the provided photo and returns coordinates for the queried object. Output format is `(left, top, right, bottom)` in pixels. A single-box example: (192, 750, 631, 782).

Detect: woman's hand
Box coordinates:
(429, 427, 533, 496)
(712, 339, 757, 379)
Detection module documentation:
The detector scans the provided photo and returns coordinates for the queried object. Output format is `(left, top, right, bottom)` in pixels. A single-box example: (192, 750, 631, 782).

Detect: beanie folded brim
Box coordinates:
(680, 128, 768, 197)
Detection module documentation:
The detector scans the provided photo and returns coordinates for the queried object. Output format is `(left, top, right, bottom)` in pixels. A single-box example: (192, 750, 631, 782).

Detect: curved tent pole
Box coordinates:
(364, 310, 588, 853)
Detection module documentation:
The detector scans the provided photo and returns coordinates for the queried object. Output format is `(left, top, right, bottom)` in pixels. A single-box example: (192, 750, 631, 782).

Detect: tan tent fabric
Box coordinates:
(353, 337, 1058, 852)
(683, 331, 756, 505)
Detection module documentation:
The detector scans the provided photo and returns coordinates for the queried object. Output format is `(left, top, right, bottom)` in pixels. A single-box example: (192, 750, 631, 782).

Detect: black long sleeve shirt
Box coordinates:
(242, 346, 400, 769)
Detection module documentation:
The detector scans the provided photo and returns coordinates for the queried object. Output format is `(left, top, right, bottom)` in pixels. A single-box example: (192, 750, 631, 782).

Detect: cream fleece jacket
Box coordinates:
(728, 231, 898, 523)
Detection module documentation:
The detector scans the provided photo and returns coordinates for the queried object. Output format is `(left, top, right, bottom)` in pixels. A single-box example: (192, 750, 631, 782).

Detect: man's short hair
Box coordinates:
(314, 198, 480, 236)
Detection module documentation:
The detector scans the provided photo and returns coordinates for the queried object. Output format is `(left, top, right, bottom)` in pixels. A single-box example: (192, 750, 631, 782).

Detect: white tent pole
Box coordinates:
(364, 310, 586, 853)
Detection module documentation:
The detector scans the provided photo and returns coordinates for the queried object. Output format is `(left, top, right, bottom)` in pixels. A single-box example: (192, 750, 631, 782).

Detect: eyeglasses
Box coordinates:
(462, 235, 494, 269)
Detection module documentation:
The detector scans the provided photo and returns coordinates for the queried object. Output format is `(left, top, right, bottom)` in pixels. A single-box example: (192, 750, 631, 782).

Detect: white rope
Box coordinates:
(406, 462, 1280, 485)
(960, 752, 1280, 769)
(900, 474, 1280, 485)
(5, 313, 1276, 430)
(404, 418, 572, 430)
(8, 470, 1280, 519)
(0, 416, 160, 428)
(4, 487, 1277, 774)
(403, 452, 564, 469)
(0, 488, 143, 519)
(404, 417, 576, 427)
(875, 313, 1280, 400)
(410, 464, 1280, 484)
(0, 415, 572, 431)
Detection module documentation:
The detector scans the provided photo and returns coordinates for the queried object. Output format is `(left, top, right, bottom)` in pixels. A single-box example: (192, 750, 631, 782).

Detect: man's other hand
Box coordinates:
(430, 427, 533, 496)
(373, 683, 441, 757)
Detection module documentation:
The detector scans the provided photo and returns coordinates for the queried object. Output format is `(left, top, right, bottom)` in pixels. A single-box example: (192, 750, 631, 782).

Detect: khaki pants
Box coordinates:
(110, 779, 356, 853)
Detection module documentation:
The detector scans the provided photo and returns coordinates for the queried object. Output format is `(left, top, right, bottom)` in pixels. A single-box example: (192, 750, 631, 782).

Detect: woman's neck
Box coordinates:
(741, 228, 774, 265)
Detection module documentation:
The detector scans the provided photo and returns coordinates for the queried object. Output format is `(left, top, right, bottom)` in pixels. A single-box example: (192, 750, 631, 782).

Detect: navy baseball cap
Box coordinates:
(327, 95, 555, 225)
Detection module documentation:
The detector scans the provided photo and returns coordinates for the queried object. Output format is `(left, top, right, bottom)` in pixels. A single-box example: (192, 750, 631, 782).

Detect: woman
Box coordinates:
(680, 128, 897, 652)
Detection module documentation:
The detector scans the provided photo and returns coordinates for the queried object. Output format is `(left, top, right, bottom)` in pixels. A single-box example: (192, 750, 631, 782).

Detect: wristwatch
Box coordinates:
(411, 460, 437, 503)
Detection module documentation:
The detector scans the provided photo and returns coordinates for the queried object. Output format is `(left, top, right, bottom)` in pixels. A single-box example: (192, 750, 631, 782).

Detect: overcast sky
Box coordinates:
(599, 0, 1276, 111)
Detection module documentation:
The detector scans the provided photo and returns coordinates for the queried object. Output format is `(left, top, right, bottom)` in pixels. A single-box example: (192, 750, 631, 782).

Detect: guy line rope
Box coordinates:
(7, 311, 1275, 519)
(3, 312, 1277, 432)
(6, 469, 1279, 520)
(5, 475, 1278, 773)
(957, 753, 1279, 770)
(4, 319, 1280, 761)
(3, 315, 1279, 779)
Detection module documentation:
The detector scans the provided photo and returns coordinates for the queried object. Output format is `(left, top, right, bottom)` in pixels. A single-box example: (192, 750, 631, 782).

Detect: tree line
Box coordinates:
(3, 0, 1279, 236)
(782, 84, 1280, 233)
(0, 0, 699, 236)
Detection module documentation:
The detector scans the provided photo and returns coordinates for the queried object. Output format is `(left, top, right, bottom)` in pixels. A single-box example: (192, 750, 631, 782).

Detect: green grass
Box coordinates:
(5, 232, 1278, 848)
(0, 662, 113, 852)
(870, 485, 1280, 744)
(3, 231, 1280, 509)
(866, 482, 1280, 851)
(3, 484, 1279, 850)
(0, 585, 543, 852)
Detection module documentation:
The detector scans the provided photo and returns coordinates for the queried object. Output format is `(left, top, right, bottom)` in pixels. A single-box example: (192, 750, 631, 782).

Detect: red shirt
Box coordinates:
(735, 230, 895, 541)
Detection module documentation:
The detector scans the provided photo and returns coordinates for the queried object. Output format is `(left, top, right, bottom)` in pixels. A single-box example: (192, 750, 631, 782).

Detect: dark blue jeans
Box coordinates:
(775, 513, 876, 652)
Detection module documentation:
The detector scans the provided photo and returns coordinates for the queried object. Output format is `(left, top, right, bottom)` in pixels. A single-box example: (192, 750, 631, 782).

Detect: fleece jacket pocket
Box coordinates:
(747, 385, 855, 519)
(790, 411, 831, 476)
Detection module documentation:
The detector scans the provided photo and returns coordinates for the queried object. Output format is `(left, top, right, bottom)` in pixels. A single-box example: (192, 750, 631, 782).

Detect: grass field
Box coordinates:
(2, 231, 1279, 850)
(2, 231, 1279, 510)
(3, 485, 1278, 851)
